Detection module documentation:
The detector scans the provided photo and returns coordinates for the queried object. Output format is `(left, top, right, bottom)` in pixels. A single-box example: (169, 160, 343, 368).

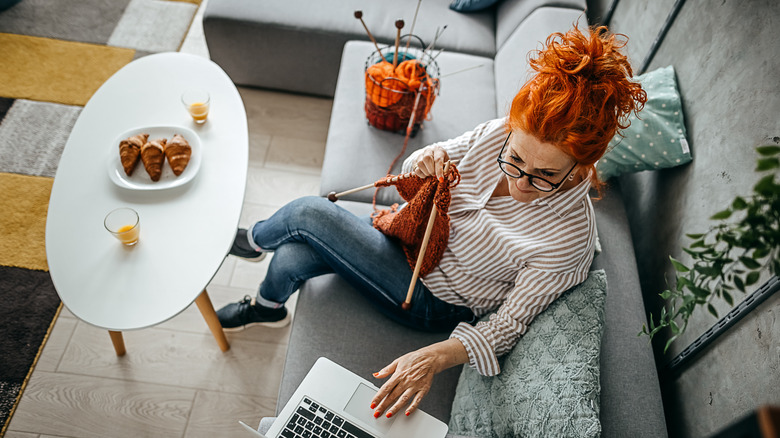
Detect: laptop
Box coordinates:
(239, 357, 448, 438)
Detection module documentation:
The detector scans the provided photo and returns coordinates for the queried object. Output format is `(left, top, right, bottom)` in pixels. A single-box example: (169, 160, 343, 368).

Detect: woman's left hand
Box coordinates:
(370, 338, 468, 418)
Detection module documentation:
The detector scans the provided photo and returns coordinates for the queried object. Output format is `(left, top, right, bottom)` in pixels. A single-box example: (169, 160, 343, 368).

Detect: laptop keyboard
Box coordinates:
(281, 397, 377, 438)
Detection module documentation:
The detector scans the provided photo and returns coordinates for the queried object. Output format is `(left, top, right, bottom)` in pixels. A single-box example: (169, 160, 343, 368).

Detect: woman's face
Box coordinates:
(501, 129, 579, 203)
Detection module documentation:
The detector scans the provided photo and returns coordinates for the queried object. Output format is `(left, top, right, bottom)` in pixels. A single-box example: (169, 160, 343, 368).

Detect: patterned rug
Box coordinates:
(0, 0, 201, 433)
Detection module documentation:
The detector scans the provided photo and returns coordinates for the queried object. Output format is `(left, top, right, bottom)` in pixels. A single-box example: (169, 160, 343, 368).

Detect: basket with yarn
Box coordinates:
(364, 35, 440, 136)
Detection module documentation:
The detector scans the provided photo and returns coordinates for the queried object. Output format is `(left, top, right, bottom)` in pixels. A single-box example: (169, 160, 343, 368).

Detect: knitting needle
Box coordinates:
(354, 11, 384, 57)
(326, 172, 415, 202)
(393, 19, 405, 67)
(404, 0, 423, 54)
(440, 63, 486, 78)
(402, 161, 451, 311)
(326, 160, 459, 202)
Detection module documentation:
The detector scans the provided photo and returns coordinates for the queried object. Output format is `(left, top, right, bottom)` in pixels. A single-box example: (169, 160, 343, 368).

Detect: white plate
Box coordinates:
(108, 125, 202, 190)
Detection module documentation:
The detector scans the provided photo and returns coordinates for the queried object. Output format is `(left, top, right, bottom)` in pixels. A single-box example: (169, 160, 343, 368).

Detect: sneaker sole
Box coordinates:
(221, 311, 291, 332)
(232, 251, 267, 263)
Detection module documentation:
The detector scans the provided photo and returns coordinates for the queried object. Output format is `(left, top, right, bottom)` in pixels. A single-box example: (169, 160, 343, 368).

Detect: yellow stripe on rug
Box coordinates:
(0, 34, 134, 106)
(0, 172, 53, 271)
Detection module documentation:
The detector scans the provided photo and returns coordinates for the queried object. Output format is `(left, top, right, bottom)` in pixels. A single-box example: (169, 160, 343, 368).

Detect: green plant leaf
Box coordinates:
(723, 291, 734, 306)
(734, 275, 745, 292)
(670, 256, 691, 272)
(754, 175, 778, 196)
(686, 233, 705, 240)
(708, 304, 719, 318)
(756, 145, 780, 156)
(664, 335, 678, 354)
(732, 197, 748, 210)
(740, 256, 762, 270)
(753, 247, 770, 259)
(756, 157, 780, 171)
(711, 209, 733, 220)
(745, 271, 761, 286)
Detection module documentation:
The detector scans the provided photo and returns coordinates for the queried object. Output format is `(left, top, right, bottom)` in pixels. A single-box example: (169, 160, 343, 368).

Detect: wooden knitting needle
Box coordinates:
(402, 161, 451, 311)
(393, 19, 404, 67)
(327, 183, 375, 202)
(326, 172, 416, 202)
(354, 11, 384, 56)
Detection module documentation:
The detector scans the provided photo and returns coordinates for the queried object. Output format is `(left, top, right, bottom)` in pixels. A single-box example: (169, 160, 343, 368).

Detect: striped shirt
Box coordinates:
(403, 118, 597, 376)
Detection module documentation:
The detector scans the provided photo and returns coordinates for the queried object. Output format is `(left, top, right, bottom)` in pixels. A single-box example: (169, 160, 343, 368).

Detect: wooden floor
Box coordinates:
(5, 2, 333, 436)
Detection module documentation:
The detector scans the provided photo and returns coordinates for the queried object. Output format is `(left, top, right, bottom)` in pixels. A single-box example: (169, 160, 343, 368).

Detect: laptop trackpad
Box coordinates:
(344, 383, 396, 434)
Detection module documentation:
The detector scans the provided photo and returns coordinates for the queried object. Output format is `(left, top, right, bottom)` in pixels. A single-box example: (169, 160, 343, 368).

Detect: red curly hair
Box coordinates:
(508, 25, 647, 188)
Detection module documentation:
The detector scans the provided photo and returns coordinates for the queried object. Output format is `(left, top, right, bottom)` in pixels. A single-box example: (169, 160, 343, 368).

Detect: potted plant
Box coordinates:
(641, 145, 780, 352)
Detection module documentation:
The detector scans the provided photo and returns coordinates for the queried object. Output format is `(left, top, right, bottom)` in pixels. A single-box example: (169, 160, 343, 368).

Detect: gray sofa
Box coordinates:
(204, 0, 668, 436)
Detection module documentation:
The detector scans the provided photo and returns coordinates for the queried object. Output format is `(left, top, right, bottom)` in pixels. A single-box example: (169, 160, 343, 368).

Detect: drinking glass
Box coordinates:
(104, 208, 140, 246)
(181, 89, 210, 124)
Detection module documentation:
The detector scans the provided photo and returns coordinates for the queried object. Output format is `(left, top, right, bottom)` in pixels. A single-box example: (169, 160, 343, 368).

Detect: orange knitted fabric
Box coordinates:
(372, 165, 461, 277)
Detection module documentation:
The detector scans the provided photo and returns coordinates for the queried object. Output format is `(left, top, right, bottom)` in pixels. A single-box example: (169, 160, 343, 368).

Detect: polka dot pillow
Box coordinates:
(596, 65, 691, 181)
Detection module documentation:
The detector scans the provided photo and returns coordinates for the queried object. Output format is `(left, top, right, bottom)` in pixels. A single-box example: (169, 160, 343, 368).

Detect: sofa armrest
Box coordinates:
(592, 182, 668, 437)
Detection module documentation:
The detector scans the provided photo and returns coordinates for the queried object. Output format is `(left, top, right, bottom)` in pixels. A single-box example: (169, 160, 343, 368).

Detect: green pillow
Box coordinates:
(448, 270, 607, 438)
(596, 65, 691, 181)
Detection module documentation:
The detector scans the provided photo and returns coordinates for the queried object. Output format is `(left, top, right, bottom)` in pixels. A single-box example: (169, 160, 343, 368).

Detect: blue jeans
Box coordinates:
(249, 196, 475, 332)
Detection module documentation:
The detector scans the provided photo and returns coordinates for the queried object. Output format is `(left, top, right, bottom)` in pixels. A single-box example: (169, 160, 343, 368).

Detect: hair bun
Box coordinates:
(509, 24, 648, 187)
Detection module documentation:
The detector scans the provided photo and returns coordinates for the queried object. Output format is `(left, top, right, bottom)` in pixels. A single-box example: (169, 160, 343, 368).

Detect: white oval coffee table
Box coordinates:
(46, 52, 248, 355)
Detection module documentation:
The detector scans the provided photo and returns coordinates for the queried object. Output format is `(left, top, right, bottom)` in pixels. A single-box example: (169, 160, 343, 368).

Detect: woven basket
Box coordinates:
(364, 43, 440, 135)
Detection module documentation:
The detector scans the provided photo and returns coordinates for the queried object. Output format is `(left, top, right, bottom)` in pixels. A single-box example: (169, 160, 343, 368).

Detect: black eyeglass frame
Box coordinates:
(496, 133, 577, 192)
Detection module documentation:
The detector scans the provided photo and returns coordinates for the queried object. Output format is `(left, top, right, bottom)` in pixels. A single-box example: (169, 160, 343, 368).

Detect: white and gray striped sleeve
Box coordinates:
(450, 265, 592, 376)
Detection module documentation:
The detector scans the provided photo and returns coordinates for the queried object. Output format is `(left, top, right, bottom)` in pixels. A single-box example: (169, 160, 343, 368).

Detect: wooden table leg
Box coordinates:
(108, 330, 126, 356)
(195, 289, 230, 352)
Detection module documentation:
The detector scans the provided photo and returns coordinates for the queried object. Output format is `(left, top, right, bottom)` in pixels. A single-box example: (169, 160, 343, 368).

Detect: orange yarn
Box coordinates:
(364, 57, 438, 133)
(372, 165, 461, 277)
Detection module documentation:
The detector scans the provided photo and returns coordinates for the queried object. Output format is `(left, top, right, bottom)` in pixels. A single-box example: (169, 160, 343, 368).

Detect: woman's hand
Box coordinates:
(413, 145, 450, 181)
(370, 338, 468, 418)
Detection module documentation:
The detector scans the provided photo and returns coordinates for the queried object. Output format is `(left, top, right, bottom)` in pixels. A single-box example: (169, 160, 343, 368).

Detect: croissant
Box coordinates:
(119, 133, 148, 176)
(165, 134, 192, 176)
(141, 138, 167, 181)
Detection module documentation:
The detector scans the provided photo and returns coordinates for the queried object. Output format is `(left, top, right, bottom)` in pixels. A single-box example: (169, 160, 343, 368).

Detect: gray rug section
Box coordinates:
(108, 0, 197, 53)
(0, 0, 131, 45)
(0, 99, 81, 178)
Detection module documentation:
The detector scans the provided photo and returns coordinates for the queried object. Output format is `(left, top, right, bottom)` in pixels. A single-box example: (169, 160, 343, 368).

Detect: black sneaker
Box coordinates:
(230, 228, 266, 262)
(217, 295, 290, 331)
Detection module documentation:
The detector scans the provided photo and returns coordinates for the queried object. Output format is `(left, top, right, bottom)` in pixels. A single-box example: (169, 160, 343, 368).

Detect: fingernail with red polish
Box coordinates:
(405, 411, 410, 416)
(373, 372, 380, 377)
(373, 411, 381, 419)
(386, 412, 393, 418)
(370, 403, 377, 409)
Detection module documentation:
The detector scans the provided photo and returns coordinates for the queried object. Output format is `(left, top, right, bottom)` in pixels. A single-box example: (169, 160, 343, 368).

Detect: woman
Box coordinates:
(217, 25, 646, 419)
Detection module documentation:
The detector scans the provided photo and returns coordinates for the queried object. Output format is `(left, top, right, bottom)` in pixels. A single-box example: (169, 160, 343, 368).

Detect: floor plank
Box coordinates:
(8, 371, 194, 438)
(56, 323, 287, 398)
(184, 390, 276, 438)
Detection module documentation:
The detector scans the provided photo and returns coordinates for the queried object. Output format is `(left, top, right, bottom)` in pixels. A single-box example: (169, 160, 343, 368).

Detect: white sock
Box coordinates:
(255, 294, 284, 309)
(246, 223, 265, 252)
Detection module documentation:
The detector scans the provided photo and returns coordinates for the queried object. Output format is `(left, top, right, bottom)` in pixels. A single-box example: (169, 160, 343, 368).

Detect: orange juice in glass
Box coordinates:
(105, 208, 140, 246)
(182, 90, 210, 124)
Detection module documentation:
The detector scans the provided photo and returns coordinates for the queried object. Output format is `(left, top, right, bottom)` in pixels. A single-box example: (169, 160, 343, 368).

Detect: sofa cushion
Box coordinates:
(320, 40, 496, 206)
(448, 270, 607, 438)
(494, 7, 588, 115)
(596, 65, 691, 181)
(495, 0, 586, 51)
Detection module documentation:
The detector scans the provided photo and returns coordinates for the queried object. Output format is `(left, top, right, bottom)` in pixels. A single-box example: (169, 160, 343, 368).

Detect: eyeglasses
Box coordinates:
(496, 133, 577, 192)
